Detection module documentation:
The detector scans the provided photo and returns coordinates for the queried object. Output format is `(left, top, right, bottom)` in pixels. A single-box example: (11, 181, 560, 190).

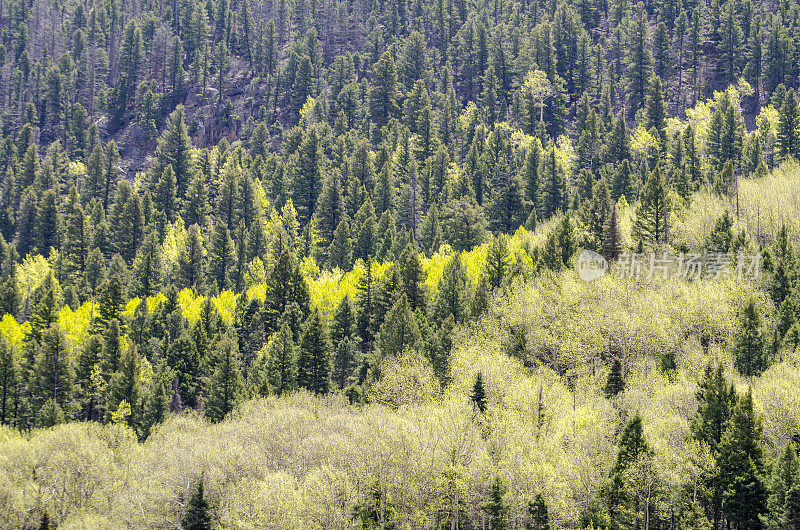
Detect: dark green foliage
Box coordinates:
(527, 493, 550, 530)
(297, 309, 331, 394)
(471, 371, 487, 413)
(481, 476, 509, 529)
(205, 335, 243, 421)
(604, 359, 625, 398)
(734, 298, 768, 377)
(182, 477, 212, 530)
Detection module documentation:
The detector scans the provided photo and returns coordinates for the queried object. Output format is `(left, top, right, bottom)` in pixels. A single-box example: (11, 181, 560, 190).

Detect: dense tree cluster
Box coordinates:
(1, 0, 800, 526)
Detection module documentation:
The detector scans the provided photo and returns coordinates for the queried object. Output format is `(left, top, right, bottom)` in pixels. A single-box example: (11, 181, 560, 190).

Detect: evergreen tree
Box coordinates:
(778, 88, 800, 161)
(733, 298, 767, 377)
(207, 222, 237, 290)
(717, 389, 768, 528)
(376, 294, 422, 358)
(327, 218, 353, 270)
(633, 166, 669, 246)
(471, 371, 487, 413)
(151, 106, 195, 198)
(297, 309, 331, 394)
(181, 477, 212, 530)
(369, 51, 400, 128)
(431, 254, 470, 326)
(30, 325, 74, 417)
(601, 202, 622, 261)
(260, 323, 297, 395)
(0, 338, 18, 425)
(205, 336, 243, 421)
(484, 234, 510, 290)
(130, 232, 162, 298)
(481, 476, 509, 529)
(604, 359, 625, 398)
(527, 493, 550, 530)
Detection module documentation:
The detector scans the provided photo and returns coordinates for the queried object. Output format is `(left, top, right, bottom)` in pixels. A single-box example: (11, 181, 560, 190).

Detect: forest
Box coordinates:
(1, 0, 800, 526)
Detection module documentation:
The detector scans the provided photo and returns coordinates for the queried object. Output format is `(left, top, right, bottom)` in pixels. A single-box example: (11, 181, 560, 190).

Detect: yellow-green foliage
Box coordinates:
(738, 160, 800, 246)
(0, 314, 27, 352)
(58, 302, 96, 350)
(0, 271, 795, 528)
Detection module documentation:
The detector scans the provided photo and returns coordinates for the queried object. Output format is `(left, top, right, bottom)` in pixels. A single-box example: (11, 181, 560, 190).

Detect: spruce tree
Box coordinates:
(471, 371, 487, 413)
(717, 389, 768, 528)
(327, 218, 353, 270)
(297, 309, 331, 394)
(207, 222, 237, 291)
(604, 359, 625, 398)
(181, 477, 212, 530)
(264, 323, 297, 395)
(376, 294, 422, 358)
(527, 493, 550, 530)
(778, 88, 800, 161)
(481, 476, 509, 529)
(633, 166, 669, 246)
(151, 106, 195, 198)
(205, 336, 243, 421)
(484, 234, 509, 290)
(432, 254, 470, 326)
(733, 298, 767, 377)
(0, 338, 18, 425)
(30, 325, 74, 416)
(787, 485, 800, 530)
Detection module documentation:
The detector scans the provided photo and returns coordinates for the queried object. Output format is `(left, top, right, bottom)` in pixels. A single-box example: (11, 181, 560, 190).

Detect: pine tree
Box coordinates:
(155, 165, 178, 220)
(107, 344, 142, 428)
(207, 222, 237, 290)
(604, 359, 625, 398)
(646, 76, 667, 147)
(471, 371, 487, 413)
(294, 127, 323, 224)
(778, 89, 800, 161)
(0, 338, 18, 425)
(151, 106, 195, 198)
(130, 231, 162, 298)
(91, 275, 125, 334)
(182, 477, 212, 530)
(327, 218, 353, 270)
(718, 389, 768, 528)
(261, 323, 297, 395)
(179, 224, 206, 290)
(484, 234, 509, 290)
(787, 485, 800, 530)
(602, 202, 622, 261)
(627, 3, 652, 113)
(30, 325, 74, 416)
(297, 309, 331, 394)
(369, 51, 400, 128)
(432, 254, 470, 326)
(539, 146, 567, 219)
(376, 294, 422, 358)
(205, 335, 243, 421)
(691, 362, 736, 452)
(767, 442, 800, 528)
(481, 476, 509, 529)
(633, 166, 668, 246)
(527, 493, 550, 530)
(733, 298, 767, 377)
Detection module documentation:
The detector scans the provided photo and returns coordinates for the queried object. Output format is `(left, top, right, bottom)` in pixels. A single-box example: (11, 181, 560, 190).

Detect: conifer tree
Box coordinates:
(539, 146, 567, 219)
(633, 166, 668, 246)
(717, 389, 768, 528)
(432, 254, 470, 326)
(207, 222, 237, 290)
(0, 338, 18, 425)
(205, 336, 243, 421)
(327, 218, 353, 270)
(733, 298, 767, 377)
(297, 309, 331, 394)
(602, 202, 622, 261)
(107, 344, 142, 428)
(130, 231, 163, 298)
(30, 325, 74, 417)
(152, 106, 195, 198)
(369, 51, 400, 127)
(604, 359, 625, 398)
(778, 88, 800, 161)
(767, 442, 800, 528)
(263, 323, 297, 395)
(481, 476, 509, 529)
(471, 371, 487, 413)
(376, 294, 422, 358)
(485, 234, 510, 290)
(182, 477, 212, 530)
(527, 493, 550, 530)
(179, 224, 206, 290)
